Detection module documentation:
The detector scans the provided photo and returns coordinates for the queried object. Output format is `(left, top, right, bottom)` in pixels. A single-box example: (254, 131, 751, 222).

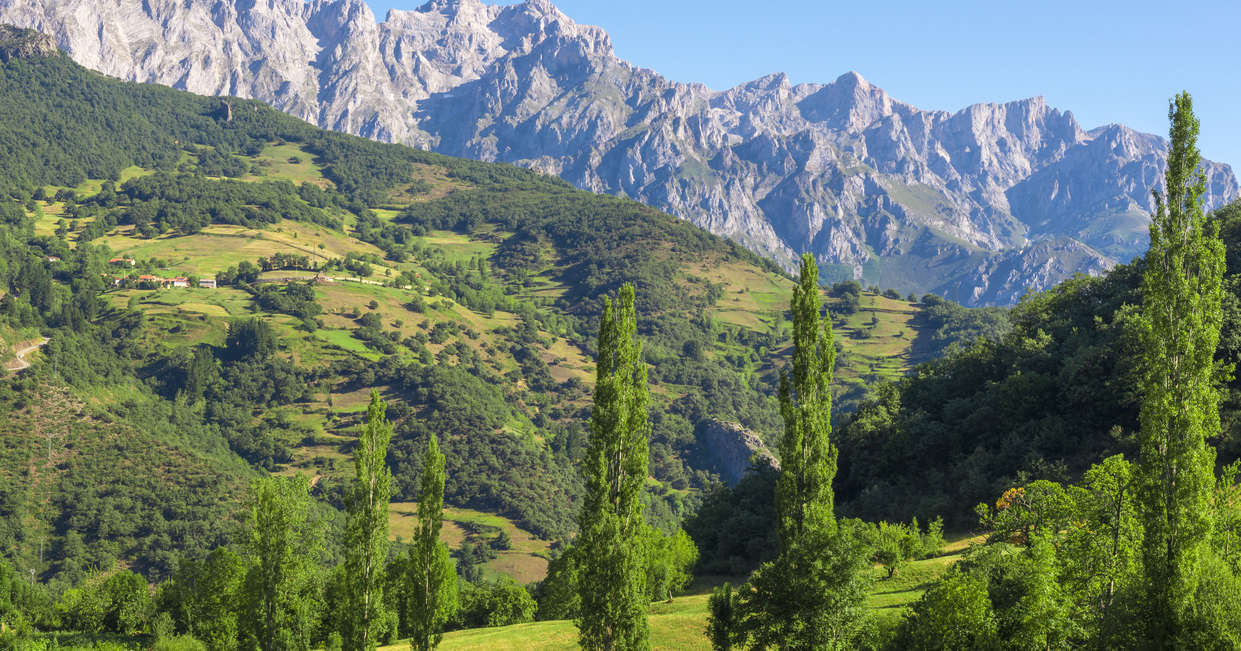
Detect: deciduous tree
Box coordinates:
(405, 434, 458, 651)
(342, 390, 394, 650)
(1134, 92, 1225, 645)
(241, 474, 324, 651)
(576, 283, 651, 651)
(732, 254, 871, 649)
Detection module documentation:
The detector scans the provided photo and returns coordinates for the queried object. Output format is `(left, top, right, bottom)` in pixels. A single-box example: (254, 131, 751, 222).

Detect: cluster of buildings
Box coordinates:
(138, 274, 218, 286)
(130, 275, 217, 289)
(103, 256, 216, 288)
(99, 273, 219, 289)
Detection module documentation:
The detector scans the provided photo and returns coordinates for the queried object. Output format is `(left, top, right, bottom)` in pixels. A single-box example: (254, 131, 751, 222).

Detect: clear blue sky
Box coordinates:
(367, 0, 1240, 168)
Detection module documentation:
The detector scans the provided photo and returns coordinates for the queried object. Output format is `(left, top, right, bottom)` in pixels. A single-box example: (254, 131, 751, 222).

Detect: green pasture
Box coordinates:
(245, 142, 330, 187)
(388, 503, 552, 585)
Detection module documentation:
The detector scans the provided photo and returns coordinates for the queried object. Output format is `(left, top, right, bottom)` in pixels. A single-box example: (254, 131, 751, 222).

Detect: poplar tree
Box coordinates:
(732, 254, 869, 649)
(406, 434, 458, 651)
(576, 283, 651, 651)
(342, 391, 394, 650)
(1135, 92, 1225, 645)
(241, 474, 324, 651)
(775, 253, 838, 545)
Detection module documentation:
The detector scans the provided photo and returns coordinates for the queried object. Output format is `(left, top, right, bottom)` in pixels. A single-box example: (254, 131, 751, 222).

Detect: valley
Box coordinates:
(0, 21, 1237, 651)
(0, 49, 997, 602)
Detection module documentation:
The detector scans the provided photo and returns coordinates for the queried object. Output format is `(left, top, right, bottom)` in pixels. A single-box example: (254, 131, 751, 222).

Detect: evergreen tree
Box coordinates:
(732, 254, 870, 649)
(406, 434, 458, 651)
(1135, 92, 1225, 645)
(241, 474, 324, 651)
(576, 283, 651, 651)
(342, 391, 394, 650)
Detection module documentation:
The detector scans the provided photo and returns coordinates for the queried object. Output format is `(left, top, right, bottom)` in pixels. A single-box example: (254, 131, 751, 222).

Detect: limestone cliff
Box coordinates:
(3, 0, 1235, 303)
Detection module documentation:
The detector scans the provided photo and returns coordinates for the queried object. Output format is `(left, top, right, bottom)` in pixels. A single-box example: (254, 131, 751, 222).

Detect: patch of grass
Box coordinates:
(391, 594, 715, 651)
(418, 230, 498, 263)
(99, 221, 385, 275)
(884, 181, 954, 218)
(676, 157, 716, 183)
(383, 163, 471, 206)
(387, 503, 552, 584)
(314, 327, 380, 360)
(245, 142, 330, 187)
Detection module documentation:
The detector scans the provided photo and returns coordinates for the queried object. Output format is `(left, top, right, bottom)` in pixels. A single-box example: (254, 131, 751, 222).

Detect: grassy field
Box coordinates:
(373, 535, 982, 651)
(694, 256, 922, 390)
(245, 142, 331, 187)
(383, 162, 472, 206)
(95, 222, 386, 275)
(426, 594, 715, 651)
(832, 293, 920, 384)
(389, 503, 553, 584)
(417, 229, 499, 263)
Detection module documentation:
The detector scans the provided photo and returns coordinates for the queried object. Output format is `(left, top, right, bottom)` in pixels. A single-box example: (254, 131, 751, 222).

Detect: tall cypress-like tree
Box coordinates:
(342, 391, 394, 650)
(1135, 92, 1225, 645)
(241, 474, 324, 651)
(406, 434, 458, 651)
(577, 283, 651, 651)
(776, 253, 838, 545)
(732, 254, 869, 649)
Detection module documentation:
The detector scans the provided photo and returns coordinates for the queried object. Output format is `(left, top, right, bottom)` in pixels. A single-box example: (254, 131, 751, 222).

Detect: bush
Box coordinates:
(56, 569, 151, 635)
(459, 576, 536, 628)
(895, 572, 997, 650)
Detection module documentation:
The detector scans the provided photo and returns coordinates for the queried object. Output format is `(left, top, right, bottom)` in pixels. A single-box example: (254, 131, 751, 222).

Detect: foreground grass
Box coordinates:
(381, 536, 982, 650)
(381, 594, 714, 651)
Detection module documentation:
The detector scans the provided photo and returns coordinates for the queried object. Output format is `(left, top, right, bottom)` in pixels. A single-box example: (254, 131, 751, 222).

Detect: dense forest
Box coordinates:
(833, 200, 1241, 528)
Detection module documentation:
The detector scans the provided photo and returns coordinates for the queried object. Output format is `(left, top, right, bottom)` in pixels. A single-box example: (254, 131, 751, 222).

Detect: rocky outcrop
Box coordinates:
(2, 0, 1235, 304)
(0, 24, 55, 61)
(698, 419, 779, 486)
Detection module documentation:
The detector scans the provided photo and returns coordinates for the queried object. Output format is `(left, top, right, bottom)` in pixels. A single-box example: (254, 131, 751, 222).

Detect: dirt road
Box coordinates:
(6, 337, 49, 372)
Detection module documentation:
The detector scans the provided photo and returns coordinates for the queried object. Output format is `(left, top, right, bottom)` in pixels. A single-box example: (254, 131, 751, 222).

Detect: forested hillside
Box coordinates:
(0, 44, 995, 595)
(835, 202, 1241, 528)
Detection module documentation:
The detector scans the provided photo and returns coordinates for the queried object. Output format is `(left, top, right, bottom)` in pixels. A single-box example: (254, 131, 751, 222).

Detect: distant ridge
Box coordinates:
(2, 0, 1235, 304)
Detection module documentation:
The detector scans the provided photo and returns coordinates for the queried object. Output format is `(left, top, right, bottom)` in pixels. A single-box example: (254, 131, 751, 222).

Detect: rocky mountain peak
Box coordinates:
(0, 0, 1235, 305)
(797, 69, 898, 131)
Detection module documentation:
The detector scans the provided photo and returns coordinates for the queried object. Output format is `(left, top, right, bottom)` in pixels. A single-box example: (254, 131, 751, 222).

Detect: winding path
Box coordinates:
(6, 337, 49, 372)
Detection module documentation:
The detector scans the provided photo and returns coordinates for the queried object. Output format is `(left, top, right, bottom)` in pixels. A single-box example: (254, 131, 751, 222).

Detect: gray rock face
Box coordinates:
(697, 419, 779, 486)
(5, 0, 1236, 304)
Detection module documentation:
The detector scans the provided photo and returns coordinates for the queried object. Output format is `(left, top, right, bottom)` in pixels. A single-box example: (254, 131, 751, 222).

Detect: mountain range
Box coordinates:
(2, 0, 1236, 304)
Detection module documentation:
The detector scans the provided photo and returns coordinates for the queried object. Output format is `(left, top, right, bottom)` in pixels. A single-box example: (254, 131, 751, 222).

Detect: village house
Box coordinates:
(169, 277, 190, 288)
(109, 257, 136, 267)
(198, 278, 217, 289)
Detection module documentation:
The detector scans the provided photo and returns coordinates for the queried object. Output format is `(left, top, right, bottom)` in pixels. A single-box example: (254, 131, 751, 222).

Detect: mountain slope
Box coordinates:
(2, 0, 1234, 305)
(835, 200, 1241, 528)
(0, 45, 999, 583)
